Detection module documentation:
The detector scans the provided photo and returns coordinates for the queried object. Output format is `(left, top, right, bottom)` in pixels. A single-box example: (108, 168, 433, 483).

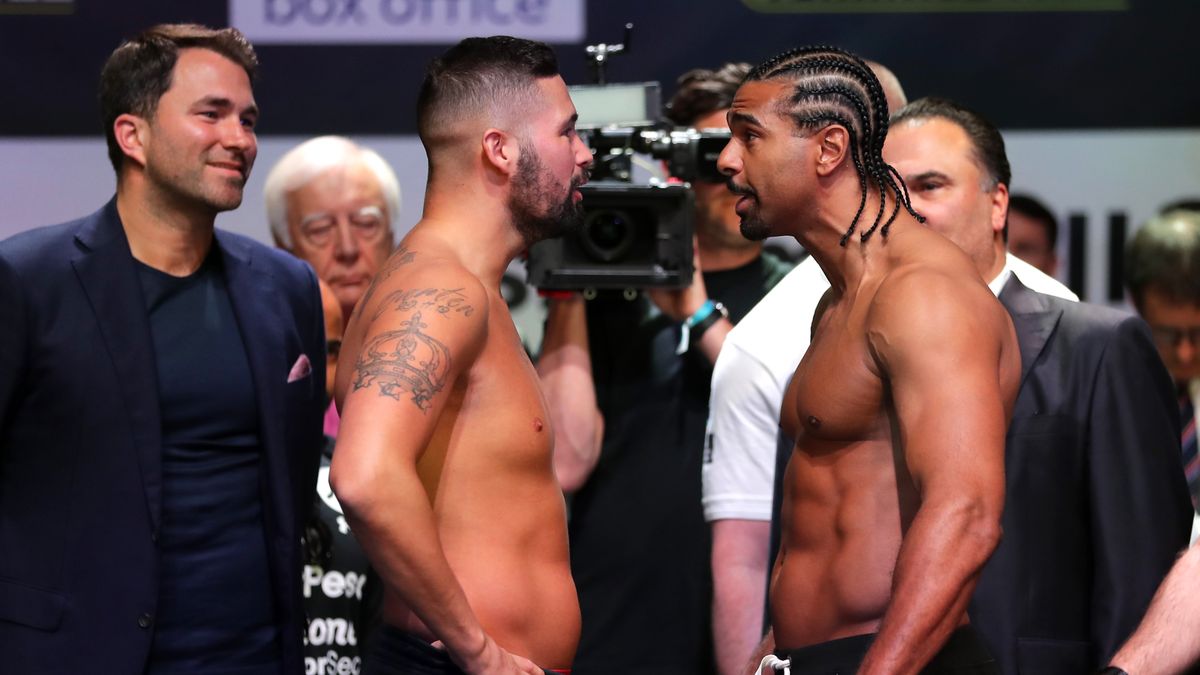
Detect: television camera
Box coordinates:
(526, 25, 731, 291)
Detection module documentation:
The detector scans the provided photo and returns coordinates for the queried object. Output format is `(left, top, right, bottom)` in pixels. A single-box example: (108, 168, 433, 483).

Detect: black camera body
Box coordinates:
(526, 80, 733, 290)
(525, 31, 734, 292)
(647, 128, 731, 184)
(527, 182, 694, 290)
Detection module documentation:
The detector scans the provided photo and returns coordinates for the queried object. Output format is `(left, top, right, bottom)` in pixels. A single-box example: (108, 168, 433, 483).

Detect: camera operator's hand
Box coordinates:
(647, 236, 708, 322)
(648, 238, 733, 365)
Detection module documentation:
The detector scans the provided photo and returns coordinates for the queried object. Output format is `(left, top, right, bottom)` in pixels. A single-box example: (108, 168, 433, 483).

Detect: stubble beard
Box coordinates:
(727, 179, 771, 241)
(738, 208, 772, 242)
(508, 146, 584, 244)
(148, 159, 247, 216)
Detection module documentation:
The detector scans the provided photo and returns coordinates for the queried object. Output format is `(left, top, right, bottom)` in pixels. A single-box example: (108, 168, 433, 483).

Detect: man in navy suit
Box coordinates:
(883, 97, 1192, 675)
(0, 24, 326, 674)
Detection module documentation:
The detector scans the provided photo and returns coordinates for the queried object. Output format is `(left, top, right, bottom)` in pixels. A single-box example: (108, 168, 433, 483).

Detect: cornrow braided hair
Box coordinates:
(747, 46, 923, 245)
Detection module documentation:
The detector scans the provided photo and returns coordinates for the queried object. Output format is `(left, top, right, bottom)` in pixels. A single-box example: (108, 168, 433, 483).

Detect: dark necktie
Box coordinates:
(1181, 392, 1199, 510)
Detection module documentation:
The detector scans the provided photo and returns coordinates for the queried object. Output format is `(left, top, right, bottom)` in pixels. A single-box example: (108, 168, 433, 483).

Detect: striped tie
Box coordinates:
(1181, 393, 1200, 510)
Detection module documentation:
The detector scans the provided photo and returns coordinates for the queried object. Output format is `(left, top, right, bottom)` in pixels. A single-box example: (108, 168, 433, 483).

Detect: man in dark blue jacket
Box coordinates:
(0, 24, 326, 675)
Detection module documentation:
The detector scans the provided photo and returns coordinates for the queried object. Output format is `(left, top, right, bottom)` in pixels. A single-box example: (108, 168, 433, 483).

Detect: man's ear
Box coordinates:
(113, 113, 149, 169)
(814, 125, 850, 178)
(481, 128, 520, 177)
(990, 181, 1010, 236)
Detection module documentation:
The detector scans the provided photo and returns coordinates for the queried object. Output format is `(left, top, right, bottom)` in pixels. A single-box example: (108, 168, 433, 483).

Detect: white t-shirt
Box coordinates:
(701, 252, 1077, 523)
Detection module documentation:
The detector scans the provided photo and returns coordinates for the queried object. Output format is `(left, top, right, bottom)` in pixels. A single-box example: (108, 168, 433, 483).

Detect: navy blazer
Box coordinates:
(0, 200, 326, 674)
(970, 277, 1192, 675)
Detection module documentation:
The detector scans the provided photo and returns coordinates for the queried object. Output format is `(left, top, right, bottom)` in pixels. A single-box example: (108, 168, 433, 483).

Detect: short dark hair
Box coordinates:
(1008, 193, 1058, 248)
(665, 63, 751, 127)
(417, 36, 559, 150)
(892, 97, 1011, 191)
(745, 46, 921, 244)
(99, 24, 258, 173)
(1125, 209, 1200, 309)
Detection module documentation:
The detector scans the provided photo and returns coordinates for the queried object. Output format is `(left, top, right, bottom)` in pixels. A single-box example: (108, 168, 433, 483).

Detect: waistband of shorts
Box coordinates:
(775, 632, 875, 669)
(776, 625, 993, 670)
(925, 625, 994, 669)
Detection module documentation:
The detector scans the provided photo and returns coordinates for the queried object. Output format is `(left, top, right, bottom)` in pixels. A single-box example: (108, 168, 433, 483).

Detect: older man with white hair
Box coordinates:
(266, 136, 400, 440)
(265, 135, 401, 324)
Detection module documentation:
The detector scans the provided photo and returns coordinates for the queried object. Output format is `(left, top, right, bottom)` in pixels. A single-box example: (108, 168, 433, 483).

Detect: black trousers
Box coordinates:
(774, 625, 997, 674)
(363, 624, 565, 675)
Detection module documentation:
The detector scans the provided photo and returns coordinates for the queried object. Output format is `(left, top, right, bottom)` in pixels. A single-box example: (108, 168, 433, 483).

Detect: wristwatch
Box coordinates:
(675, 300, 730, 355)
(689, 300, 729, 342)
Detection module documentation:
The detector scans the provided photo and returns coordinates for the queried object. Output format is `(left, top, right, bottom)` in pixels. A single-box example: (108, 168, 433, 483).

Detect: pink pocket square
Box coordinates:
(287, 354, 313, 383)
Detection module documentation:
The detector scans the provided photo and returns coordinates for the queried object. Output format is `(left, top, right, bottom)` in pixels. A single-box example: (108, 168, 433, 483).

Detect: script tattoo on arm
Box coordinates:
(371, 287, 475, 321)
(349, 245, 417, 324)
(351, 287, 478, 413)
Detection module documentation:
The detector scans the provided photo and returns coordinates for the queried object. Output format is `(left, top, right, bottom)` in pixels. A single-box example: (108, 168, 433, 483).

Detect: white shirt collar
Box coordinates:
(990, 253, 1079, 302)
(987, 257, 1014, 298)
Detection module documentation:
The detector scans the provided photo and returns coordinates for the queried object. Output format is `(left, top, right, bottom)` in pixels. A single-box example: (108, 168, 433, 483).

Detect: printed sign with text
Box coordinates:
(230, 0, 586, 44)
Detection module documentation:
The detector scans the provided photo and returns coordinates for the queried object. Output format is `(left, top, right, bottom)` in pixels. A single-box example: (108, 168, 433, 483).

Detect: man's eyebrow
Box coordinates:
(299, 205, 383, 227)
(194, 96, 259, 117)
(906, 170, 950, 183)
(195, 96, 232, 109)
(563, 112, 579, 130)
(728, 111, 763, 128)
(300, 212, 332, 227)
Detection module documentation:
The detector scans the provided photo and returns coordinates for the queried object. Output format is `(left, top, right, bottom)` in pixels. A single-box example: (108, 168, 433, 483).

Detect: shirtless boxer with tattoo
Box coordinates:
(717, 47, 1021, 675)
(330, 36, 592, 675)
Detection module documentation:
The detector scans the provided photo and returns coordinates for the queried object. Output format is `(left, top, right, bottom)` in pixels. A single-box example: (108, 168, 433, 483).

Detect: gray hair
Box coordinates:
(1126, 208, 1200, 308)
(264, 136, 402, 248)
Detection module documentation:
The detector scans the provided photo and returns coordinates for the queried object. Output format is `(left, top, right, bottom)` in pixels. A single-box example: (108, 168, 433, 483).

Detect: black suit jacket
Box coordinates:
(0, 200, 326, 674)
(970, 277, 1192, 675)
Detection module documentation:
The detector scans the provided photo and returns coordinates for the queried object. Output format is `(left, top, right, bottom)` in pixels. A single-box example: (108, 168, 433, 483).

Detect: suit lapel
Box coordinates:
(218, 232, 295, 544)
(998, 276, 1063, 390)
(70, 200, 164, 533)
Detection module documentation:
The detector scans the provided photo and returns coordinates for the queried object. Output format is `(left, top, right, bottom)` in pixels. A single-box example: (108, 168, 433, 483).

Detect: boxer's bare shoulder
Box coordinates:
(865, 242, 1017, 395)
(336, 238, 488, 417)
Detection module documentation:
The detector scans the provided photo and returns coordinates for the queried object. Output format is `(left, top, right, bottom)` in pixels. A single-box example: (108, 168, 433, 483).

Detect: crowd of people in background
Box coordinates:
(2, 21, 1200, 675)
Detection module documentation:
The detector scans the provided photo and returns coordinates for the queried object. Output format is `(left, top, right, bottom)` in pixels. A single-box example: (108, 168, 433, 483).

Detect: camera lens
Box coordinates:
(696, 132, 731, 183)
(581, 209, 637, 263)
